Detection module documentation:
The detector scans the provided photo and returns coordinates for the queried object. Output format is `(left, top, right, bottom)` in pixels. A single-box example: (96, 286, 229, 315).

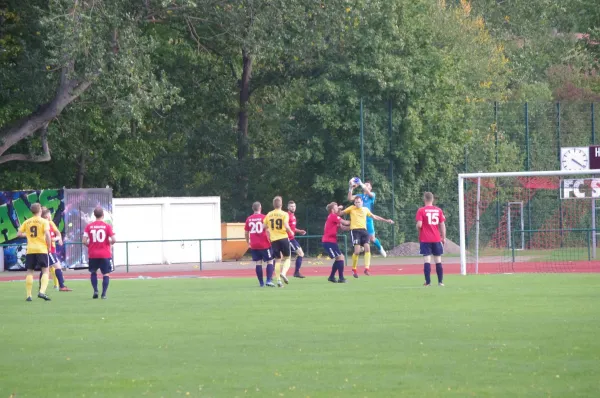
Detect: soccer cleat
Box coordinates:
(380, 247, 387, 258)
(26, 296, 32, 302)
(338, 278, 348, 283)
(101, 295, 107, 300)
(259, 283, 265, 287)
(265, 281, 275, 287)
(280, 274, 289, 284)
(438, 282, 445, 287)
(353, 271, 359, 279)
(54, 286, 59, 291)
(293, 272, 306, 278)
(327, 276, 338, 283)
(364, 269, 371, 276)
(277, 281, 283, 288)
(37, 293, 51, 301)
(59, 286, 72, 292)
(93, 292, 99, 299)
(423, 283, 431, 287)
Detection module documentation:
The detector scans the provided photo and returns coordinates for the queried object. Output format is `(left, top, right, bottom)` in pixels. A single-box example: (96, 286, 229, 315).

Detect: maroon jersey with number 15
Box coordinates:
(244, 214, 271, 250)
(415, 206, 446, 243)
(84, 221, 115, 258)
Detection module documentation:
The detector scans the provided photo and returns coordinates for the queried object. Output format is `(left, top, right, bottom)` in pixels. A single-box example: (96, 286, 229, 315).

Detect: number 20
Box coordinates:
(249, 221, 263, 233)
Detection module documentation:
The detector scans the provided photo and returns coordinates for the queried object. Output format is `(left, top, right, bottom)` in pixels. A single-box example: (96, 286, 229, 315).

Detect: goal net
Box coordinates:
(458, 170, 600, 275)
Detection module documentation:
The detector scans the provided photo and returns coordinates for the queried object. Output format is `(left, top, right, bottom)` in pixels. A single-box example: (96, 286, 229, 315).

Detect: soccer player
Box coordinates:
(286, 200, 307, 278)
(17, 203, 52, 301)
(322, 202, 351, 283)
(42, 208, 72, 291)
(343, 196, 394, 278)
(83, 207, 116, 299)
(348, 179, 387, 257)
(244, 201, 275, 287)
(263, 196, 294, 287)
(415, 192, 446, 287)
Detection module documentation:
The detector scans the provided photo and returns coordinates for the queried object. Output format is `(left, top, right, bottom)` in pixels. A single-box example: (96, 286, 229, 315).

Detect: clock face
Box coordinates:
(561, 147, 589, 171)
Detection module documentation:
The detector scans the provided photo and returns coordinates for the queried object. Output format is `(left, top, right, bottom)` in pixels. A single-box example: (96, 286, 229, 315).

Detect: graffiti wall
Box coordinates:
(0, 188, 112, 270)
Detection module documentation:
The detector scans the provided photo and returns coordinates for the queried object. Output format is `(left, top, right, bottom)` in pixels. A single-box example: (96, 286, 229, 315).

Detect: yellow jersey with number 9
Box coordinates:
(342, 206, 373, 230)
(264, 210, 290, 242)
(18, 216, 50, 254)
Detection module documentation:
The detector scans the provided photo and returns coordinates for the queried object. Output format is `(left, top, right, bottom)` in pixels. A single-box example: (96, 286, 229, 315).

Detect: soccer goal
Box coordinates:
(458, 169, 600, 275)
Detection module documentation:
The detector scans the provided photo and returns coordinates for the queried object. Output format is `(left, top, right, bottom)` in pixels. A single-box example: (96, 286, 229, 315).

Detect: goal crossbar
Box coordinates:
(458, 169, 600, 275)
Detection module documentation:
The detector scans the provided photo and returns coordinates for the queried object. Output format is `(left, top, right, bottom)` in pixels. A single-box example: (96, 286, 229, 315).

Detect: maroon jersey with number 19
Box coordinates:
(244, 214, 271, 250)
(322, 213, 342, 243)
(84, 221, 115, 258)
(415, 206, 446, 243)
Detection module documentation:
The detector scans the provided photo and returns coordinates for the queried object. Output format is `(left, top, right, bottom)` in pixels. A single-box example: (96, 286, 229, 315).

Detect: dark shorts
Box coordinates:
(420, 242, 444, 256)
(271, 238, 291, 258)
(350, 229, 370, 246)
(88, 258, 114, 275)
(25, 253, 49, 271)
(251, 248, 274, 262)
(322, 242, 342, 259)
(48, 253, 60, 266)
(289, 239, 302, 253)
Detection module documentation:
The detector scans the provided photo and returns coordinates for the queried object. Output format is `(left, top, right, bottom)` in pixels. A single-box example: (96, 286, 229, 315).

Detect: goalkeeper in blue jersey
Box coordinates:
(348, 178, 387, 257)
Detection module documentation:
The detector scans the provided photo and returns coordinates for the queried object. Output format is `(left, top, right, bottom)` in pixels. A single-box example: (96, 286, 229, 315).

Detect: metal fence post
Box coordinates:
(125, 241, 129, 273)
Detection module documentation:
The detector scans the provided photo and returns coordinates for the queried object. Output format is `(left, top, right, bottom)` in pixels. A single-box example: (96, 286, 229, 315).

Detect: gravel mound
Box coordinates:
(388, 238, 462, 256)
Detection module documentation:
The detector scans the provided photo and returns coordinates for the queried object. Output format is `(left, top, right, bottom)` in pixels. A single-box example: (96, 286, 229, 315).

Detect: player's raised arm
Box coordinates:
(360, 182, 374, 198)
(371, 213, 394, 224)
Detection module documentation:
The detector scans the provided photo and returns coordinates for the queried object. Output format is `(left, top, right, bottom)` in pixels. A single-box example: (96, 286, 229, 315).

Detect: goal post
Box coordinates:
(458, 169, 600, 275)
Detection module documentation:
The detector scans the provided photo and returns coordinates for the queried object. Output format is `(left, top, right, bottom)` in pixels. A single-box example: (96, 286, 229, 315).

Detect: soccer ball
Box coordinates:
(349, 177, 361, 187)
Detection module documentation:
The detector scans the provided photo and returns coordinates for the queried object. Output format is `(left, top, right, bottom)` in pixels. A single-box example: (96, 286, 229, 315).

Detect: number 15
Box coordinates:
(426, 212, 439, 225)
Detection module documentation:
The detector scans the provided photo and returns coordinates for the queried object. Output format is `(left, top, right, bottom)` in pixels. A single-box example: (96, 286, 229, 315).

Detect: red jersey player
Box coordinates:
(415, 192, 446, 287)
(322, 202, 350, 283)
(83, 207, 116, 299)
(286, 200, 307, 278)
(244, 201, 275, 287)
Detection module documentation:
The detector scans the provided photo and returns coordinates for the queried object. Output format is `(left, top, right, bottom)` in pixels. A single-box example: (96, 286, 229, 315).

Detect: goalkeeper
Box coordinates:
(348, 177, 388, 257)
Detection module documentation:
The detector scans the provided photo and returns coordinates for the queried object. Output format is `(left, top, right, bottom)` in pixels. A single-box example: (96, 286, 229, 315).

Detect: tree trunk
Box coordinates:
(0, 67, 92, 164)
(236, 48, 252, 200)
(76, 152, 86, 188)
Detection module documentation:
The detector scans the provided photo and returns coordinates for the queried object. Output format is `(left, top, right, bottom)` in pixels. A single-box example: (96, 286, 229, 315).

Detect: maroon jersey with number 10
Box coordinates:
(84, 221, 115, 259)
(244, 213, 271, 250)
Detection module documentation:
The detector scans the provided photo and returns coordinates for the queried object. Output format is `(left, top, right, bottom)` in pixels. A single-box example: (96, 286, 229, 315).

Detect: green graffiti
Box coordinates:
(13, 198, 34, 226)
(0, 204, 18, 244)
(39, 189, 63, 231)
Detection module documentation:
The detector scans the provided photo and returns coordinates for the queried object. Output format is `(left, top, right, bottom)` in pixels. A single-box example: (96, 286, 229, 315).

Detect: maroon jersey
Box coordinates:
(287, 211, 297, 239)
(84, 220, 115, 258)
(244, 213, 271, 250)
(322, 213, 342, 243)
(416, 205, 446, 243)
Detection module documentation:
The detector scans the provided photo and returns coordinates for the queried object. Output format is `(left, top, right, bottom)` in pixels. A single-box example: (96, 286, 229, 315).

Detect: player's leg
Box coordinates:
(291, 240, 305, 278)
(279, 240, 292, 286)
(265, 247, 275, 287)
(363, 239, 372, 276)
(25, 254, 36, 301)
(433, 242, 444, 286)
(350, 230, 361, 278)
(324, 243, 339, 283)
(37, 255, 51, 300)
(100, 259, 112, 299)
(89, 259, 100, 298)
(420, 243, 433, 286)
(367, 218, 386, 257)
(251, 250, 265, 287)
(51, 254, 71, 291)
(49, 265, 58, 290)
(281, 240, 293, 280)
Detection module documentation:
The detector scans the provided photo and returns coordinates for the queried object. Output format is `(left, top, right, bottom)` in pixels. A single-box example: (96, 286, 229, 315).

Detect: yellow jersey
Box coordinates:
(19, 216, 50, 254)
(342, 206, 373, 230)
(264, 209, 290, 242)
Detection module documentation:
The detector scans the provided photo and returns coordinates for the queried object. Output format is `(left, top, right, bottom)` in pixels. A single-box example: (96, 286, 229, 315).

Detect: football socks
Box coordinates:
(54, 268, 65, 288)
(102, 275, 110, 296)
(373, 238, 383, 251)
(282, 257, 291, 277)
(255, 265, 264, 285)
(91, 272, 98, 292)
(336, 260, 344, 279)
(39, 273, 49, 294)
(25, 274, 33, 298)
(294, 256, 303, 273)
(424, 262, 431, 285)
(266, 263, 274, 281)
(436, 263, 443, 284)
(364, 252, 371, 269)
(352, 254, 359, 271)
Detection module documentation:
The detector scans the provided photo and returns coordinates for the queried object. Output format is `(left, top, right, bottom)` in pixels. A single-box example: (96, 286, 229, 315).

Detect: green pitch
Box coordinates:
(1, 274, 599, 397)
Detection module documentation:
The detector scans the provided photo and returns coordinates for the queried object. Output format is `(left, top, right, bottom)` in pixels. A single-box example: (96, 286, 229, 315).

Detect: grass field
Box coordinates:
(1, 274, 600, 397)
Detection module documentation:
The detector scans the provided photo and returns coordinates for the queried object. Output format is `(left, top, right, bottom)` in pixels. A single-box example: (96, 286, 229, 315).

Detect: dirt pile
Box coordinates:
(388, 238, 461, 256)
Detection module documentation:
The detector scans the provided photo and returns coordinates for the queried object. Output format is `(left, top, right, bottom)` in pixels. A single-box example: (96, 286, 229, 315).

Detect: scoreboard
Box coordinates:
(561, 146, 600, 171)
